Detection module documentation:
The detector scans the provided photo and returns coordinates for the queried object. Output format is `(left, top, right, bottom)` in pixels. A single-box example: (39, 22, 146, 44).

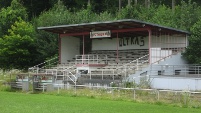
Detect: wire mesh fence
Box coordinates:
(53, 83, 201, 108)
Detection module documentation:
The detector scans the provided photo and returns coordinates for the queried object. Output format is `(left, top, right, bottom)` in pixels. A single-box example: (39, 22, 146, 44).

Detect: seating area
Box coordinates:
(89, 49, 149, 64)
(27, 49, 149, 88)
(74, 49, 149, 84)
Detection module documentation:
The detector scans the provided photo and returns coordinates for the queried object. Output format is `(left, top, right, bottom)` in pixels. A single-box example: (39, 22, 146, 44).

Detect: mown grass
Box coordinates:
(0, 91, 201, 113)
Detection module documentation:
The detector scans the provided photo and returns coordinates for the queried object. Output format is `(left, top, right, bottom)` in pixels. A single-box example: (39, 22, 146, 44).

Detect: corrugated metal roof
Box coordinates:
(38, 19, 190, 35)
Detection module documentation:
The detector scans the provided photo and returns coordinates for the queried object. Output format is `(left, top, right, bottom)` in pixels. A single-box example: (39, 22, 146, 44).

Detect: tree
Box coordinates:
(174, 1, 201, 30)
(172, 0, 175, 12)
(183, 19, 201, 64)
(0, 0, 27, 37)
(21, 0, 52, 19)
(0, 18, 38, 69)
(148, 4, 174, 27)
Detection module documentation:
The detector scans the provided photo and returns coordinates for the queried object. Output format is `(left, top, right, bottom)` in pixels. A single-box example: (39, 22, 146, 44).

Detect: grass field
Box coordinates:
(0, 91, 201, 113)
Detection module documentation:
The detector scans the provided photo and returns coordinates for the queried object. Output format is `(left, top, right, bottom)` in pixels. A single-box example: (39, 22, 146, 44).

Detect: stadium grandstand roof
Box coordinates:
(38, 19, 190, 36)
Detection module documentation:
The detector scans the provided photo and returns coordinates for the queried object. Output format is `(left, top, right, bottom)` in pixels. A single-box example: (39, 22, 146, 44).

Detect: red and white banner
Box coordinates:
(90, 30, 111, 38)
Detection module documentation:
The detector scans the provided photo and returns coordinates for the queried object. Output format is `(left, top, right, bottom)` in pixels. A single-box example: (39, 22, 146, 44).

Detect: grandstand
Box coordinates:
(23, 19, 201, 91)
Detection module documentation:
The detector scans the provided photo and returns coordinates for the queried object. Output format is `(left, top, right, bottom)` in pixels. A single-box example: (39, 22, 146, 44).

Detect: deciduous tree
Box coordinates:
(0, 18, 37, 69)
(183, 19, 201, 64)
(0, 0, 27, 37)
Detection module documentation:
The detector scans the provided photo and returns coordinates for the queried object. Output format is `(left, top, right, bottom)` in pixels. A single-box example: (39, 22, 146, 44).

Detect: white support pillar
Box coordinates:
(82, 35, 85, 64)
(148, 29, 152, 64)
(116, 32, 119, 64)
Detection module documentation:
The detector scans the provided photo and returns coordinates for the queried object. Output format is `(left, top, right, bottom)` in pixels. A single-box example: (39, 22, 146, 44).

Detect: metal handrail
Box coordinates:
(150, 64, 201, 78)
(75, 54, 107, 64)
(83, 54, 149, 79)
(116, 54, 149, 70)
(28, 56, 59, 73)
(115, 54, 149, 76)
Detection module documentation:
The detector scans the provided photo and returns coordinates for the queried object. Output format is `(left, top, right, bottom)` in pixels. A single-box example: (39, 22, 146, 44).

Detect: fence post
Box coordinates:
(90, 72, 91, 80)
(36, 66, 39, 74)
(75, 79, 77, 94)
(57, 85, 60, 94)
(157, 90, 159, 101)
(125, 65, 127, 78)
(42, 84, 45, 92)
(133, 89, 136, 100)
(102, 70, 103, 80)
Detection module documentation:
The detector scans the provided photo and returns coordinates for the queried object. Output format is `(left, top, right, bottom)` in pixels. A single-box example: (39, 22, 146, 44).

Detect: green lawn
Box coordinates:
(0, 91, 200, 113)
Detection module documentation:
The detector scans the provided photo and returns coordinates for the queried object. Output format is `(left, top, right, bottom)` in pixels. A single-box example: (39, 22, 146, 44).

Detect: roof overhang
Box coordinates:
(37, 19, 190, 37)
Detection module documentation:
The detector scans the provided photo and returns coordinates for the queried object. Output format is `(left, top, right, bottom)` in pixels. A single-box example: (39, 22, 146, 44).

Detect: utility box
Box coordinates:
(46, 84, 54, 92)
(22, 82, 29, 91)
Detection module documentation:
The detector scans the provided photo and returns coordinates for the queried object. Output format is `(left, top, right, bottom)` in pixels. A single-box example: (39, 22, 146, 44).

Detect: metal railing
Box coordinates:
(83, 54, 150, 80)
(75, 54, 107, 64)
(150, 64, 201, 78)
(150, 47, 185, 64)
(64, 69, 77, 84)
(115, 54, 149, 77)
(28, 56, 59, 74)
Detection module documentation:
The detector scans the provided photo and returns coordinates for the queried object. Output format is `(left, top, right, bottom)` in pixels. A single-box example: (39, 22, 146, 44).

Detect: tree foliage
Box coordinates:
(183, 19, 201, 64)
(1, 0, 201, 69)
(0, 18, 37, 69)
(0, 0, 27, 37)
(173, 1, 201, 30)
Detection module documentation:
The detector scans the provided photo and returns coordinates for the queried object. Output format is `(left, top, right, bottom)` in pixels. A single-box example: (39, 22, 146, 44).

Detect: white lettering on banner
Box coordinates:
(119, 36, 145, 47)
(90, 30, 111, 38)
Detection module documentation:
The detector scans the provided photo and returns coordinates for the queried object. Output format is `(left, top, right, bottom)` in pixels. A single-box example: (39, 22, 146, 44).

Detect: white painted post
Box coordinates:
(157, 90, 159, 101)
(133, 89, 136, 100)
(113, 70, 114, 81)
(82, 55, 83, 64)
(102, 70, 103, 80)
(125, 65, 127, 78)
(88, 54, 90, 64)
(75, 78, 77, 94)
(43, 84, 45, 92)
(57, 85, 60, 94)
(90, 72, 91, 80)
(137, 59, 139, 70)
(36, 66, 39, 74)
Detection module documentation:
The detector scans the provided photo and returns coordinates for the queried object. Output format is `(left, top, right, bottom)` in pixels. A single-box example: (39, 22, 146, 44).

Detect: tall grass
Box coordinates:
(0, 69, 21, 91)
(0, 69, 21, 81)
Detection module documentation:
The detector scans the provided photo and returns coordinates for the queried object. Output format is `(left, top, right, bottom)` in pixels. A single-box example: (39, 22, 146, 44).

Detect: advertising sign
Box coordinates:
(90, 30, 111, 38)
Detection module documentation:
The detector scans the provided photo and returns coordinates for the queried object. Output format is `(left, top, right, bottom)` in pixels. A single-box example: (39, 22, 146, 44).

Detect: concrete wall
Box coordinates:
(92, 35, 186, 50)
(150, 77, 201, 91)
(92, 36, 149, 50)
(156, 53, 187, 65)
(61, 36, 80, 63)
(149, 53, 188, 76)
